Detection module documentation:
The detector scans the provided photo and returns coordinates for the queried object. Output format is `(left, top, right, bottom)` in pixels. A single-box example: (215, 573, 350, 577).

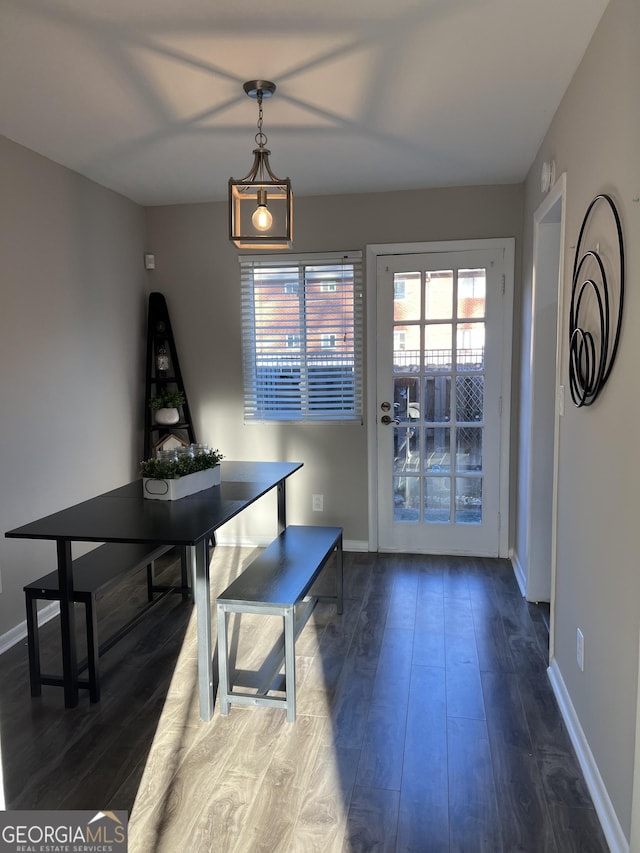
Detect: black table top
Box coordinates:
(5, 460, 302, 547)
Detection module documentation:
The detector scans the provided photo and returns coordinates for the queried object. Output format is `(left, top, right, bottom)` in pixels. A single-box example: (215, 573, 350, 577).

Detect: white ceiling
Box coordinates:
(1, 0, 609, 206)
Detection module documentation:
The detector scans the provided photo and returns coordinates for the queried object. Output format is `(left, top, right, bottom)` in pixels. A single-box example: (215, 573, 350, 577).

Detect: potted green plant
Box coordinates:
(140, 447, 224, 500)
(150, 389, 185, 425)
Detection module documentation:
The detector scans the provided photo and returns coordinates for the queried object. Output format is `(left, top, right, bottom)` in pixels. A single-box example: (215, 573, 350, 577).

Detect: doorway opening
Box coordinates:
(523, 174, 566, 662)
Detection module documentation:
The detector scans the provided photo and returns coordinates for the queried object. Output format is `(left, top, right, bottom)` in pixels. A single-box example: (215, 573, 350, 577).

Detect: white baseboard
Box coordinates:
(548, 658, 628, 853)
(511, 551, 527, 597)
(341, 539, 369, 553)
(0, 600, 59, 655)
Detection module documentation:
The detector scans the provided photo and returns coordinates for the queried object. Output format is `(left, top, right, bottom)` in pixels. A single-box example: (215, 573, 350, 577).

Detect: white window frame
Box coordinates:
(240, 251, 363, 423)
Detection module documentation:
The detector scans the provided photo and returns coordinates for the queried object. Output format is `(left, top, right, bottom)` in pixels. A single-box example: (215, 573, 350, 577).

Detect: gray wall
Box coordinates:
(145, 184, 523, 546)
(0, 135, 148, 636)
(516, 0, 640, 840)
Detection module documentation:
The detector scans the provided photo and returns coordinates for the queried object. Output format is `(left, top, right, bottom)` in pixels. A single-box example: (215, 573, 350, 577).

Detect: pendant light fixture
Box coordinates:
(228, 80, 293, 250)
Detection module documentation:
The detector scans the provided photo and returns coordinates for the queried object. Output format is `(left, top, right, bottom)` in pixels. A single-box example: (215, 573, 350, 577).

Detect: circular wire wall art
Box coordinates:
(569, 193, 625, 407)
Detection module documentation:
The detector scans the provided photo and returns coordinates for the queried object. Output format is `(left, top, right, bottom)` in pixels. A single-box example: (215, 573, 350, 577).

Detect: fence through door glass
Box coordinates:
(392, 267, 486, 524)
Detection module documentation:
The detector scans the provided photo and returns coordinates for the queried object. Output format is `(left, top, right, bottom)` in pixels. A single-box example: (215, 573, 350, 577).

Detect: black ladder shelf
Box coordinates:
(144, 292, 196, 459)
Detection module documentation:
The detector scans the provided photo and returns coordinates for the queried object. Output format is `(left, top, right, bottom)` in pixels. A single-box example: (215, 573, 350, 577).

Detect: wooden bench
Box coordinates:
(24, 541, 186, 702)
(216, 525, 343, 722)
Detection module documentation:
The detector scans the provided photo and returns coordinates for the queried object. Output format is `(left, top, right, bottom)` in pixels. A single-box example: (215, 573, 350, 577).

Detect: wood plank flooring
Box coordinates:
(0, 548, 609, 852)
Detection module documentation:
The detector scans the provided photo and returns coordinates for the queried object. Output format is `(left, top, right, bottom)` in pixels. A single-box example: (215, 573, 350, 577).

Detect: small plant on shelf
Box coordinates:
(139, 448, 224, 480)
(149, 389, 185, 411)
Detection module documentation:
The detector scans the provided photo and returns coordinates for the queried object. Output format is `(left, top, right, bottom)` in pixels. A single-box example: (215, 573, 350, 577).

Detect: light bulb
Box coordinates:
(252, 203, 273, 232)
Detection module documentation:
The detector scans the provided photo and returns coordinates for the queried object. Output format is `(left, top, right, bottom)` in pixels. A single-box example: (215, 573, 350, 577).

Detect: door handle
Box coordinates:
(381, 415, 401, 425)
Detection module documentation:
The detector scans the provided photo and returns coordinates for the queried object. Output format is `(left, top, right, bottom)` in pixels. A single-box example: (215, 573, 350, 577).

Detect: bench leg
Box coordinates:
(146, 560, 155, 602)
(86, 596, 100, 703)
(283, 606, 296, 723)
(146, 549, 191, 602)
(217, 605, 230, 716)
(25, 592, 42, 697)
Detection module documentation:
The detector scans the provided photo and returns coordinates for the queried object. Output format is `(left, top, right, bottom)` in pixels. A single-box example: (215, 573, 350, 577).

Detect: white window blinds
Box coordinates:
(240, 251, 363, 422)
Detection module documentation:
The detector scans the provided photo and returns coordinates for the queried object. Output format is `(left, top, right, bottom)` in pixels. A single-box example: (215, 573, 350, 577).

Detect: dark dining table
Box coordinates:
(5, 460, 303, 721)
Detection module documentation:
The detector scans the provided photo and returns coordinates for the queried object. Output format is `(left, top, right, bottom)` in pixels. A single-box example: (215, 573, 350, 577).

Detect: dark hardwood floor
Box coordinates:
(0, 548, 609, 852)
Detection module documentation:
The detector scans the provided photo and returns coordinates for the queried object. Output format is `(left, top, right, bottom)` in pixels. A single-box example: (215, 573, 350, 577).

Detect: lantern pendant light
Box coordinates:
(228, 81, 293, 250)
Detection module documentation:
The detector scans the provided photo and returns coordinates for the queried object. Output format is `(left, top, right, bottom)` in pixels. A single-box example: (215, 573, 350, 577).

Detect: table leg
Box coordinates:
(57, 539, 79, 708)
(336, 534, 344, 616)
(277, 480, 287, 534)
(190, 539, 214, 721)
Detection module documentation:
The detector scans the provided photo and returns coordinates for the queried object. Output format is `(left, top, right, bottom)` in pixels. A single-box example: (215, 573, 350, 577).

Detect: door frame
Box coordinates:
(527, 173, 566, 661)
(366, 238, 515, 556)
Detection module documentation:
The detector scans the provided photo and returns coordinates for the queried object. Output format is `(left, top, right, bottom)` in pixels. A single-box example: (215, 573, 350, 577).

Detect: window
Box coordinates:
(394, 330, 407, 351)
(240, 251, 363, 422)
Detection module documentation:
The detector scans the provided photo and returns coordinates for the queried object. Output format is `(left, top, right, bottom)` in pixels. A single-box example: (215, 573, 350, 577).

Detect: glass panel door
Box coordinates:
(377, 249, 506, 556)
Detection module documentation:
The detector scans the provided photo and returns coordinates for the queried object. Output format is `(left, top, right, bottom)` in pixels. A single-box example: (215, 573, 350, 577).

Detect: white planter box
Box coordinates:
(143, 466, 221, 500)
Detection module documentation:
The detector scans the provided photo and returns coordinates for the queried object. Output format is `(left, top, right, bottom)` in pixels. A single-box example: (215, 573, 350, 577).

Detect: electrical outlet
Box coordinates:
(577, 628, 584, 671)
(312, 494, 323, 512)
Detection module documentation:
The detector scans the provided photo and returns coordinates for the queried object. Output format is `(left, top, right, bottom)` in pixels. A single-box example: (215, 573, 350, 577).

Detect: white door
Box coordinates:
(376, 247, 510, 556)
